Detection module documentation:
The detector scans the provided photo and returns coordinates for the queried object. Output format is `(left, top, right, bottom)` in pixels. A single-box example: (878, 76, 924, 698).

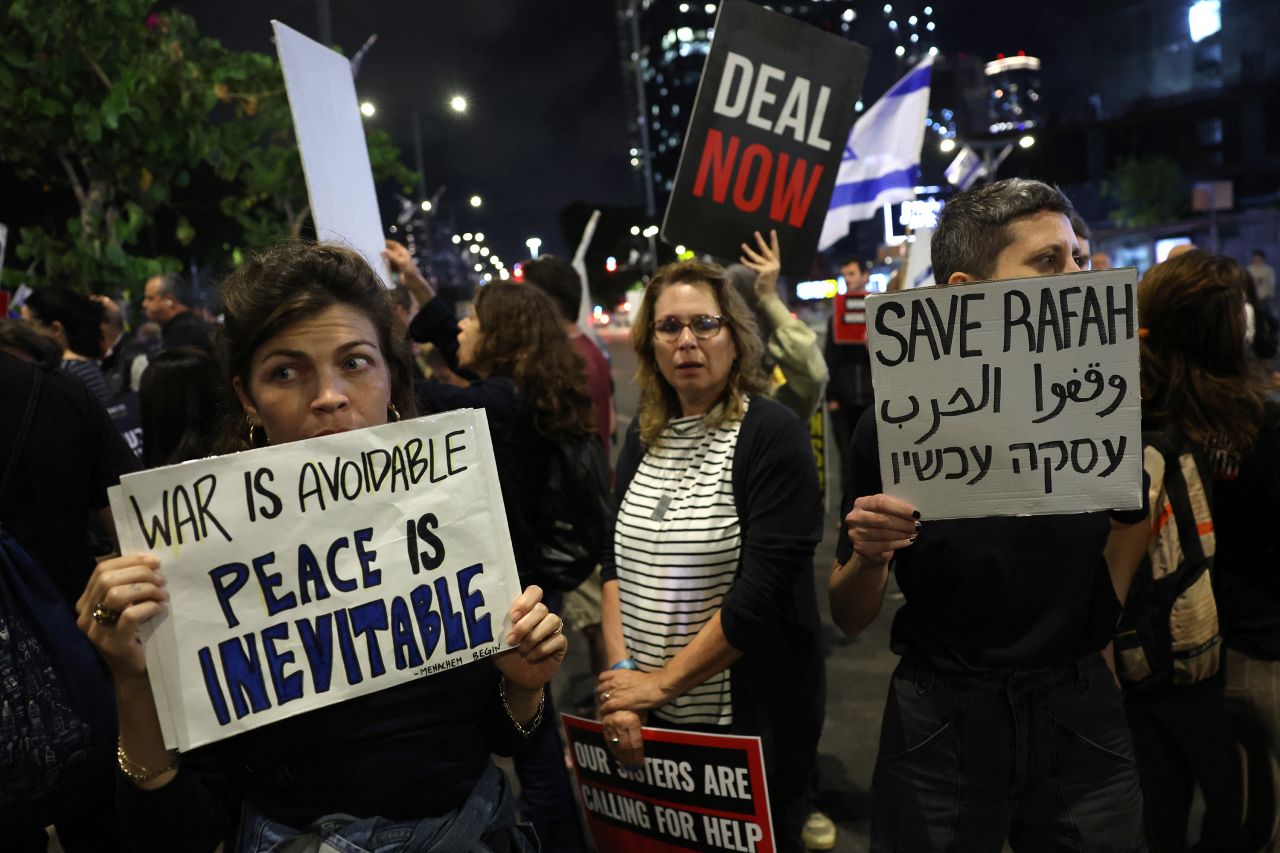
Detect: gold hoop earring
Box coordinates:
(388, 403, 401, 423)
(245, 417, 266, 448)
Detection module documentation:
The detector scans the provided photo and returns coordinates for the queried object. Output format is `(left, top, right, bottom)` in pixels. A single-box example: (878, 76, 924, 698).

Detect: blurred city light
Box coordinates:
(450, 95, 468, 113)
(359, 101, 376, 117)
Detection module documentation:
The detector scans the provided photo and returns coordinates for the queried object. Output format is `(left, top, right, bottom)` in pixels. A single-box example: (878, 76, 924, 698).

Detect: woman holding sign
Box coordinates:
(596, 260, 824, 853)
(77, 243, 567, 853)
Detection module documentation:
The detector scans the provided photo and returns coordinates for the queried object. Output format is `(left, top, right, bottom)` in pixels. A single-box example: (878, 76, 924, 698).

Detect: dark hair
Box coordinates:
(140, 348, 221, 467)
(1139, 250, 1272, 457)
(151, 272, 197, 309)
(24, 288, 105, 359)
(387, 284, 413, 313)
(631, 260, 768, 446)
(0, 318, 62, 367)
(1254, 249, 1267, 260)
(932, 178, 1075, 284)
(838, 257, 865, 275)
(1069, 210, 1091, 243)
(520, 255, 582, 323)
(469, 282, 595, 438)
(214, 242, 417, 451)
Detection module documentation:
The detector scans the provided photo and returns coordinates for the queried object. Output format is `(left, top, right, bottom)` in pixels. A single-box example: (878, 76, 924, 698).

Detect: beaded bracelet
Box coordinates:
(117, 738, 180, 784)
(499, 677, 545, 737)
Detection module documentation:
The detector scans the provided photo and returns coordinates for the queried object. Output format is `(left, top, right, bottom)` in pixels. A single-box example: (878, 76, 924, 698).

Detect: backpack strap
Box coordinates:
(0, 365, 43, 504)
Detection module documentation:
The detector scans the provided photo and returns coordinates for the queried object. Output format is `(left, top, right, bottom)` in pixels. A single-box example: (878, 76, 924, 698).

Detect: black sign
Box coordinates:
(662, 0, 870, 277)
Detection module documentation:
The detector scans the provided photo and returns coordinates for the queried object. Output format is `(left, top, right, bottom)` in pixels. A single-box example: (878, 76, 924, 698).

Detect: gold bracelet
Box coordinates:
(499, 677, 545, 737)
(117, 737, 180, 784)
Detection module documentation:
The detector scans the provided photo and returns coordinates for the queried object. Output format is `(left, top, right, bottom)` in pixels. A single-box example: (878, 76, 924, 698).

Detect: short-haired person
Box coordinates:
(79, 243, 566, 852)
(1070, 210, 1094, 270)
(597, 260, 824, 853)
(824, 256, 874, 496)
(141, 272, 213, 352)
(829, 179, 1148, 850)
(22, 288, 113, 405)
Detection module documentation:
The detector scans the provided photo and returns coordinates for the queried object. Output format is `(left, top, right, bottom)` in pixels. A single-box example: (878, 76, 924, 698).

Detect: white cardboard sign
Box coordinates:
(273, 21, 390, 285)
(110, 409, 521, 750)
(867, 269, 1142, 519)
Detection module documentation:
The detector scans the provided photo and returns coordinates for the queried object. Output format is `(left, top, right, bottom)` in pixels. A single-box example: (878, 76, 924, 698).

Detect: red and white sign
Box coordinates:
(832, 291, 868, 344)
(562, 714, 774, 853)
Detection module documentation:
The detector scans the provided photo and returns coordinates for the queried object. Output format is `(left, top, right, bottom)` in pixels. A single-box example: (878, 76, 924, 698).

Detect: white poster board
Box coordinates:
(111, 409, 521, 750)
(903, 227, 935, 289)
(273, 21, 390, 285)
(867, 269, 1142, 519)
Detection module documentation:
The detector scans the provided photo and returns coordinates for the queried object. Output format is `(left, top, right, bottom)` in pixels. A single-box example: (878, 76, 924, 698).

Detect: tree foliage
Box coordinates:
(1101, 156, 1188, 229)
(0, 0, 417, 293)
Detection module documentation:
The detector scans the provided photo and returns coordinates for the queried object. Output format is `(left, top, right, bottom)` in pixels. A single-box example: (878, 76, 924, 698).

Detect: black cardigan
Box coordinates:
(602, 396, 825, 785)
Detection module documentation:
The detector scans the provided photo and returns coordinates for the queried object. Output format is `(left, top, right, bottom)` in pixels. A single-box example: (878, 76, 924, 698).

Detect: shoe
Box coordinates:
(801, 810, 836, 850)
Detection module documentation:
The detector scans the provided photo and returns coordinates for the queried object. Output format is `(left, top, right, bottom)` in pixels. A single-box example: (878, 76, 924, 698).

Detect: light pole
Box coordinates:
(526, 237, 543, 259)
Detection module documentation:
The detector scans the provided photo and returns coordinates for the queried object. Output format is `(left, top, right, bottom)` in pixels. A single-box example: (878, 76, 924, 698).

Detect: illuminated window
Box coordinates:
(1188, 0, 1221, 42)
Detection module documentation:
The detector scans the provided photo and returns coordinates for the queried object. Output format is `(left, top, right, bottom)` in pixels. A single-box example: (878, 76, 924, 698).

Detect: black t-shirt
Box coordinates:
(1212, 403, 1280, 659)
(0, 354, 139, 607)
(837, 406, 1124, 671)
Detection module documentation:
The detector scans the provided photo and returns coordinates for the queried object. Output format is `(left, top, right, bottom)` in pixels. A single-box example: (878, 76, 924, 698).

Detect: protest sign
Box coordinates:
(661, 0, 869, 277)
(563, 714, 774, 853)
(831, 291, 868, 344)
(273, 21, 391, 285)
(111, 409, 521, 750)
(867, 269, 1142, 519)
(903, 227, 936, 289)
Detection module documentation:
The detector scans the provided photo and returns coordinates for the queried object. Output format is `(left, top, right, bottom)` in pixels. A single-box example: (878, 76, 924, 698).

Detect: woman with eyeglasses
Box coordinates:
(595, 261, 824, 853)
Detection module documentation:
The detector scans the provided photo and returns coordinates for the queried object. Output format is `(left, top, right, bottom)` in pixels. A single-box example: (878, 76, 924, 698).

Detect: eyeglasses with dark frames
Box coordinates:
(653, 314, 725, 342)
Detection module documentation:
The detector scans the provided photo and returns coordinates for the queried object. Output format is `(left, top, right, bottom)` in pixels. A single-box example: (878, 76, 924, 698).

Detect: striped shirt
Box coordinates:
(61, 357, 112, 406)
(614, 400, 749, 727)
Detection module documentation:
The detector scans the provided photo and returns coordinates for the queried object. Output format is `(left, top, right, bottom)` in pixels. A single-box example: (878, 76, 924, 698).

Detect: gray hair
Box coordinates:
(932, 178, 1074, 284)
(151, 272, 197, 309)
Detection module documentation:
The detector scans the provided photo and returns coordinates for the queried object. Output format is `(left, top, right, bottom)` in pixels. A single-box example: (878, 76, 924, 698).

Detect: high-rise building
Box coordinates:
(616, 1, 940, 218)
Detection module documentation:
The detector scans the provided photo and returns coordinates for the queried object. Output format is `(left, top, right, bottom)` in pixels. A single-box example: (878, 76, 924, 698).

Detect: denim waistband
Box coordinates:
(899, 652, 1108, 697)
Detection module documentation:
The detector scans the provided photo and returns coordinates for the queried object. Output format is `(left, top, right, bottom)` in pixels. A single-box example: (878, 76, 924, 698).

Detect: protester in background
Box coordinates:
(1141, 251, 1280, 851)
(728, 231, 834, 850)
(138, 348, 220, 468)
(597, 260, 824, 853)
(1092, 250, 1114, 271)
(522, 253, 616, 688)
(830, 178, 1150, 850)
(0, 318, 138, 852)
(1248, 249, 1276, 315)
(418, 342, 470, 387)
(141, 272, 213, 352)
(391, 244, 596, 853)
(93, 294, 130, 394)
(823, 256, 874, 497)
(22, 288, 112, 405)
(729, 228, 828, 421)
(79, 242, 565, 853)
(128, 321, 164, 392)
(0, 315, 62, 366)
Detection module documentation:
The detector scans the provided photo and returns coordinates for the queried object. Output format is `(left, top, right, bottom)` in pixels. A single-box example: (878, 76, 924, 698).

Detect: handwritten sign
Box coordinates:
(867, 269, 1142, 518)
(110, 409, 521, 750)
(661, 0, 869, 277)
(562, 714, 774, 853)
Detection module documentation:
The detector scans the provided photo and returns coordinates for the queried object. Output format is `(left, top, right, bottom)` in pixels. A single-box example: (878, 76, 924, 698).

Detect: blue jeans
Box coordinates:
(237, 760, 538, 853)
(871, 654, 1146, 852)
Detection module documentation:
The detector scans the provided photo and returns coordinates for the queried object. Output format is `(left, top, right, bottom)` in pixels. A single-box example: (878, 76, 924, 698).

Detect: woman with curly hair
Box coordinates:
(594, 260, 824, 853)
(390, 243, 596, 853)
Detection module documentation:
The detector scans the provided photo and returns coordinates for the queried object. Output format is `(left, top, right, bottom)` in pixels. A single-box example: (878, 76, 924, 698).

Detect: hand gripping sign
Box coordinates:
(562, 714, 774, 853)
(866, 269, 1143, 519)
(109, 409, 521, 750)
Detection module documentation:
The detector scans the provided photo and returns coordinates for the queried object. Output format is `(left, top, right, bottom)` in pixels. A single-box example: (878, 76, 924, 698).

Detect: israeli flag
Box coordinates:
(945, 145, 987, 191)
(819, 57, 934, 250)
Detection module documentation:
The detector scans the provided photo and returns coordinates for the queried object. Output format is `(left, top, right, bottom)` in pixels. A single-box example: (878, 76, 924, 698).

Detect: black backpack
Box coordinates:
(535, 432, 613, 592)
(1114, 429, 1222, 699)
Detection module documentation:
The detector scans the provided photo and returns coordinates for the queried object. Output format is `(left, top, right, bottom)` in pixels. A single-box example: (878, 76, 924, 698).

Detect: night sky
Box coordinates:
(180, 0, 1102, 266)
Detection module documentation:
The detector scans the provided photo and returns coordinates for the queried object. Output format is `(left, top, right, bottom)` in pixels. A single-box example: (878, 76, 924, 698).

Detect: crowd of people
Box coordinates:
(1, 177, 1278, 853)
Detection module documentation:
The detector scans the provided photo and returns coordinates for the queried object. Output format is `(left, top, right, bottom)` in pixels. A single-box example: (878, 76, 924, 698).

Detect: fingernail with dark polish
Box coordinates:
(912, 510, 921, 520)
(908, 535, 918, 543)
(914, 521, 922, 532)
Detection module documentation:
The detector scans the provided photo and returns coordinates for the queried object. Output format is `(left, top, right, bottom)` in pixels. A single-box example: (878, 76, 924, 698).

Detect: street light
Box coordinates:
(1018, 134, 1036, 149)
(359, 101, 376, 118)
(474, 232, 485, 242)
(630, 226, 641, 236)
(469, 195, 483, 208)
(451, 234, 462, 244)
(450, 95, 468, 114)
(526, 237, 543, 258)
(642, 225, 659, 238)
(420, 200, 432, 212)
(940, 138, 957, 153)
